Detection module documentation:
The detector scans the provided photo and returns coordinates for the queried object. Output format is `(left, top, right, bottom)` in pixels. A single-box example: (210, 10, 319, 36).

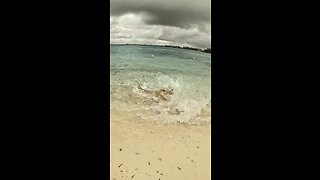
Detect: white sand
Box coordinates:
(110, 111, 211, 180)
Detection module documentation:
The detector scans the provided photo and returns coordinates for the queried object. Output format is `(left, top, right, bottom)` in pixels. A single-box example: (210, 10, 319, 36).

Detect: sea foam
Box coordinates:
(110, 45, 211, 124)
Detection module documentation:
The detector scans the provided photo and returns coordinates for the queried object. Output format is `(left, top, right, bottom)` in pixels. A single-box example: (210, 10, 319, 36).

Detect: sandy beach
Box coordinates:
(110, 44, 211, 180)
(110, 111, 211, 180)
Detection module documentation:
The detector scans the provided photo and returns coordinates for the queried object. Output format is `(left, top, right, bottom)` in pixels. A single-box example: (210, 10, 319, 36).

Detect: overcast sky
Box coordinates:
(110, 0, 211, 49)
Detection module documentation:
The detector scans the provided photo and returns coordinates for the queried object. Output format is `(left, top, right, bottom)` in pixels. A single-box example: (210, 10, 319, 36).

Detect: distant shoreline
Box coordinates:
(110, 43, 212, 54)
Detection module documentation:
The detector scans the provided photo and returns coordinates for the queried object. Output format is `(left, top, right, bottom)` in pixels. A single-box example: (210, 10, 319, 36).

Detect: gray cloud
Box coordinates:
(111, 0, 210, 28)
(110, 0, 211, 48)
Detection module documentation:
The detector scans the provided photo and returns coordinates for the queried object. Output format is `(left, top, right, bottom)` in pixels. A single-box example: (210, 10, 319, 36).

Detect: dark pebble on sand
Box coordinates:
(131, 174, 135, 178)
(148, 162, 150, 165)
(118, 164, 123, 168)
(177, 167, 182, 170)
(120, 149, 122, 151)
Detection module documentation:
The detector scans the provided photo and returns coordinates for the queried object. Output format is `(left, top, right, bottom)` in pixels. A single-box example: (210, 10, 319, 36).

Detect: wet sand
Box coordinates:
(110, 112, 211, 180)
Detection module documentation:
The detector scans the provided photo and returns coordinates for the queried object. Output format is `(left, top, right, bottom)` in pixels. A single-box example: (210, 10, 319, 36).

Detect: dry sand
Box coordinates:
(110, 111, 211, 180)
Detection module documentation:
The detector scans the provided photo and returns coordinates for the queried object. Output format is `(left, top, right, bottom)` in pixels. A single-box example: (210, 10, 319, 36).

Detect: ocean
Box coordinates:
(110, 44, 211, 124)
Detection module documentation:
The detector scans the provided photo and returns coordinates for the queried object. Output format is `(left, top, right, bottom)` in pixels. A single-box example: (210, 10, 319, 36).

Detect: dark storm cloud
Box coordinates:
(110, 0, 210, 28)
(110, 0, 211, 48)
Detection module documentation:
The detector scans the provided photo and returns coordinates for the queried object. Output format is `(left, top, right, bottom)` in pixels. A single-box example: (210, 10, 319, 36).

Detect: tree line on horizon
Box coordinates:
(111, 43, 211, 54)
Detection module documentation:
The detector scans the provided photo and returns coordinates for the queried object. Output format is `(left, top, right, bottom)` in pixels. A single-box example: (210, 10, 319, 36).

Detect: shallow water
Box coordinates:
(110, 45, 211, 124)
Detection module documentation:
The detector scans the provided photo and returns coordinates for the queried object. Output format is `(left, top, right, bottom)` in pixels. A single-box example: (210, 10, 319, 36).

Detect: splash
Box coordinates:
(110, 45, 211, 124)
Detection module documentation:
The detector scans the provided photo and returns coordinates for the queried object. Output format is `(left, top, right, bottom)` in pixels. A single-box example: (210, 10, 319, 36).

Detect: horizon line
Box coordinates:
(109, 43, 211, 50)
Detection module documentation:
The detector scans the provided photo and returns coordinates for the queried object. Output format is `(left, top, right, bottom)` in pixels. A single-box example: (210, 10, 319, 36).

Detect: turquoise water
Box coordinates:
(110, 45, 211, 124)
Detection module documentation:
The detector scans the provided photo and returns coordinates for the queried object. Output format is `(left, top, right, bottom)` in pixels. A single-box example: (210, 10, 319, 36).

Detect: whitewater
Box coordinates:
(110, 44, 211, 124)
